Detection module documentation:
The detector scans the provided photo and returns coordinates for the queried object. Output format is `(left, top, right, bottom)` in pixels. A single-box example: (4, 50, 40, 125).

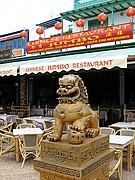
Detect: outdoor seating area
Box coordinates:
(0, 114, 54, 169)
(0, 103, 135, 178)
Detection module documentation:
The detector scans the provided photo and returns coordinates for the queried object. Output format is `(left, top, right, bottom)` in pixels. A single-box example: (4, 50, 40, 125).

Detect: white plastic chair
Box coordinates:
(100, 127, 115, 135)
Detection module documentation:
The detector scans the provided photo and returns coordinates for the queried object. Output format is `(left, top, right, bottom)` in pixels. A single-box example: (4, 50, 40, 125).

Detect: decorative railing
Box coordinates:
(74, 0, 111, 9)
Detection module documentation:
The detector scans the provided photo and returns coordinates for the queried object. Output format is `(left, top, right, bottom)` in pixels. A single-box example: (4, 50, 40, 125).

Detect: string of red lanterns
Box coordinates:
(21, 6, 135, 47)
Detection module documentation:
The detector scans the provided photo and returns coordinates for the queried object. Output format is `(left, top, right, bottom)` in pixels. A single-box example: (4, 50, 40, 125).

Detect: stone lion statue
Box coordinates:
(48, 74, 100, 144)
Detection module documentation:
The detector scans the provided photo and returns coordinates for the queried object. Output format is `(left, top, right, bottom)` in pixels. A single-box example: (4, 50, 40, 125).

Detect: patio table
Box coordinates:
(110, 122, 135, 129)
(0, 114, 18, 125)
(23, 116, 55, 129)
(13, 128, 43, 162)
(109, 134, 133, 176)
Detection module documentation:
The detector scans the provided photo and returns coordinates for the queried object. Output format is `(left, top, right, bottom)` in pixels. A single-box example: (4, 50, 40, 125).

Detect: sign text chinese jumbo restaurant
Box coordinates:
(20, 55, 127, 75)
(26, 22, 133, 54)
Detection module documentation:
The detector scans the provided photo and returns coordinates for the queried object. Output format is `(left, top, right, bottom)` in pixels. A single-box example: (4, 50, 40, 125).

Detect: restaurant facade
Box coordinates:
(0, 0, 135, 114)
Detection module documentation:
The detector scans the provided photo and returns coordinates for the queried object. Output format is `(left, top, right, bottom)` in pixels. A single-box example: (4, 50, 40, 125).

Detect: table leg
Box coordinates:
(127, 143, 132, 171)
(119, 151, 122, 180)
(15, 138, 20, 162)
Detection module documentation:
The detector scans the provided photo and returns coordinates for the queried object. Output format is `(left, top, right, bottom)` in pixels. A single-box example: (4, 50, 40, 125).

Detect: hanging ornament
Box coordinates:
(20, 30, 28, 39)
(76, 19, 85, 28)
(98, 13, 107, 24)
(76, 19, 85, 31)
(126, 7, 135, 21)
(36, 27, 44, 37)
(54, 22, 63, 30)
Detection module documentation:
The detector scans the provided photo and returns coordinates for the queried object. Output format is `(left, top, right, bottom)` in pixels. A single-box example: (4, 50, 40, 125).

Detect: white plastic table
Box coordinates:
(13, 128, 43, 162)
(23, 116, 55, 129)
(0, 114, 18, 125)
(110, 122, 135, 129)
(109, 134, 133, 174)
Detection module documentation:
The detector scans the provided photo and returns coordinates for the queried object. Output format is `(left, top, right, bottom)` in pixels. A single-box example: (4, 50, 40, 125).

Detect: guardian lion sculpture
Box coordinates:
(48, 74, 100, 144)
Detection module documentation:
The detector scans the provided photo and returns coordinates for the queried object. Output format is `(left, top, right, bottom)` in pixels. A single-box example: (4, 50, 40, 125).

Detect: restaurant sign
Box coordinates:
(0, 46, 12, 60)
(20, 55, 127, 75)
(26, 22, 133, 54)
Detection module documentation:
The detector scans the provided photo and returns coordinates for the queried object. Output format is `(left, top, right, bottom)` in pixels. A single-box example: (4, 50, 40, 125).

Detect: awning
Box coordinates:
(60, 0, 135, 21)
(19, 48, 130, 75)
(0, 61, 20, 76)
(1, 47, 135, 77)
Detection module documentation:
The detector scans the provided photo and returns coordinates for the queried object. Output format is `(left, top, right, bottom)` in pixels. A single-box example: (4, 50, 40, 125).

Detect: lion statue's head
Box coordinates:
(57, 74, 88, 104)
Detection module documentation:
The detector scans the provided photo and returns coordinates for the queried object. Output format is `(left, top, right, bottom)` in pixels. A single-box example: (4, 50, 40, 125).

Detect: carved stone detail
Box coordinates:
(34, 161, 80, 177)
(80, 140, 109, 162)
(41, 136, 109, 165)
(40, 171, 76, 180)
(41, 146, 78, 162)
(82, 151, 115, 176)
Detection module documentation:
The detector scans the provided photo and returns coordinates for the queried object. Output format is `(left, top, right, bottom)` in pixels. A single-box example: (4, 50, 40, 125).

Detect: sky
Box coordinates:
(0, 0, 74, 35)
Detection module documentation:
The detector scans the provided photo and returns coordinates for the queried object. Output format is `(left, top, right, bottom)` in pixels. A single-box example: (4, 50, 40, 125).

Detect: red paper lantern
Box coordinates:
(54, 22, 63, 30)
(126, 7, 135, 17)
(98, 13, 107, 24)
(36, 27, 44, 35)
(20, 30, 28, 39)
(76, 19, 85, 28)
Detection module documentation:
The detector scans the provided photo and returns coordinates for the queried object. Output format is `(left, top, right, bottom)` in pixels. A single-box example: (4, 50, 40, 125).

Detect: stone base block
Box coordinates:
(34, 134, 115, 180)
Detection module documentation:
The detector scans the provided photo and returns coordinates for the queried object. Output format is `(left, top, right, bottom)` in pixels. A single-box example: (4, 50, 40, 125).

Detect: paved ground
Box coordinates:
(0, 152, 39, 180)
(0, 152, 135, 180)
(110, 158, 135, 180)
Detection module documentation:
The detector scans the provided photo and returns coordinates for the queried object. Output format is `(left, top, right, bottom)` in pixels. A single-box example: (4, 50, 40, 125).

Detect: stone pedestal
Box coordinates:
(34, 134, 114, 180)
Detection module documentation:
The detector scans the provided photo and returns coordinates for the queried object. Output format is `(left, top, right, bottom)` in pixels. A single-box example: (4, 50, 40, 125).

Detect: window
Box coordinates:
(88, 19, 108, 30)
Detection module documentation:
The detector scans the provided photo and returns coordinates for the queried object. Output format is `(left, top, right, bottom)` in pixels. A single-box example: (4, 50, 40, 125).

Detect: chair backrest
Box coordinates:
(16, 118, 24, 126)
(0, 122, 13, 133)
(43, 120, 54, 135)
(19, 134, 42, 168)
(0, 118, 4, 125)
(44, 120, 54, 129)
(123, 104, 135, 122)
(16, 123, 36, 129)
(0, 132, 15, 156)
(100, 127, 115, 135)
(10, 102, 31, 117)
(33, 120, 44, 130)
(127, 112, 135, 122)
(109, 147, 122, 179)
(44, 105, 54, 117)
(115, 129, 135, 136)
(23, 134, 38, 147)
(18, 112, 24, 118)
(24, 119, 33, 124)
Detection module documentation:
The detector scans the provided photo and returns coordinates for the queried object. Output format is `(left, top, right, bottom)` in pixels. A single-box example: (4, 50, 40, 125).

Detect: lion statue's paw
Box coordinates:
(70, 117, 91, 131)
(85, 128, 100, 138)
(47, 132, 61, 142)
